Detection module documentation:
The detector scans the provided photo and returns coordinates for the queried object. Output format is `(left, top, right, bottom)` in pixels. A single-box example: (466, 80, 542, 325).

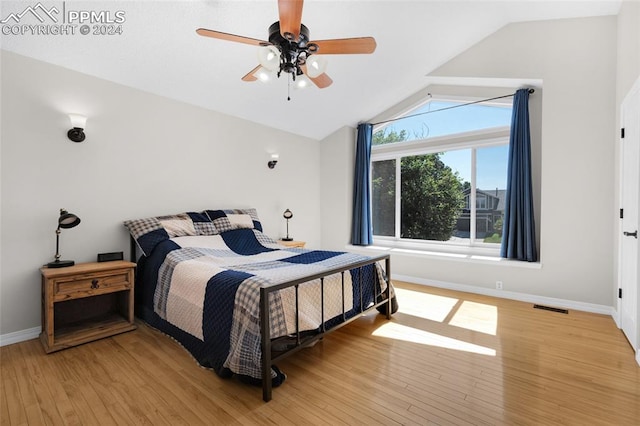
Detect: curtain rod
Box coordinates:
(371, 88, 535, 127)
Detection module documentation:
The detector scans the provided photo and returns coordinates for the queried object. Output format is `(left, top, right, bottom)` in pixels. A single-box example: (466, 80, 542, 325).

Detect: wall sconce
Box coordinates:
(268, 154, 279, 169)
(47, 208, 81, 268)
(282, 208, 293, 241)
(67, 114, 87, 142)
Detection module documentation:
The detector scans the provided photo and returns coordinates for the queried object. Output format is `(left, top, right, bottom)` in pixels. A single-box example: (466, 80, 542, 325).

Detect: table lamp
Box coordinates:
(282, 209, 293, 241)
(48, 208, 81, 268)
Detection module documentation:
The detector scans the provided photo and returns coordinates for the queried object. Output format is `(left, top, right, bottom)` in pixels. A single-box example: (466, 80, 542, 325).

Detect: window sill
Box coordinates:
(345, 243, 542, 269)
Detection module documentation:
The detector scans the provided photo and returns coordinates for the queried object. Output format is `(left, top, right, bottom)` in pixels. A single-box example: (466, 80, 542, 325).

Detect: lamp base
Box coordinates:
(47, 259, 75, 268)
(281, 237, 293, 241)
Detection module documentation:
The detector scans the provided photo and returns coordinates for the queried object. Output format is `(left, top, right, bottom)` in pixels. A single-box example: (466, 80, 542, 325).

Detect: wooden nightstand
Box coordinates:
(40, 260, 137, 353)
(278, 240, 306, 248)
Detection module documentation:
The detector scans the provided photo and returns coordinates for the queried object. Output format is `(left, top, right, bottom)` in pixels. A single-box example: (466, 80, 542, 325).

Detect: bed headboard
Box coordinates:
(130, 236, 140, 263)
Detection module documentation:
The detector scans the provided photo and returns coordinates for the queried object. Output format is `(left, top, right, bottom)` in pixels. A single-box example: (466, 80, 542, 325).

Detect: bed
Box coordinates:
(125, 208, 395, 401)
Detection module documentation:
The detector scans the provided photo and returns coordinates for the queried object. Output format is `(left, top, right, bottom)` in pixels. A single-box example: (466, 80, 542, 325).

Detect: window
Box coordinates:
(371, 96, 512, 252)
(371, 159, 396, 237)
(476, 194, 486, 209)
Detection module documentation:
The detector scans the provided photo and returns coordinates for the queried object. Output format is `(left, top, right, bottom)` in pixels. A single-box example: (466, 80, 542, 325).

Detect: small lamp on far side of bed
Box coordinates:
(47, 208, 81, 268)
(282, 209, 293, 241)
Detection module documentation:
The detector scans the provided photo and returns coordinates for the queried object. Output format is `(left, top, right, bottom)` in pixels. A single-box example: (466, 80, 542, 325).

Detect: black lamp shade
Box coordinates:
(59, 210, 81, 228)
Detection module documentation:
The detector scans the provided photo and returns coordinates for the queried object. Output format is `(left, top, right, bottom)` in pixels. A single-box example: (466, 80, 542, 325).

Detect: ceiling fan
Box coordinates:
(196, 0, 376, 91)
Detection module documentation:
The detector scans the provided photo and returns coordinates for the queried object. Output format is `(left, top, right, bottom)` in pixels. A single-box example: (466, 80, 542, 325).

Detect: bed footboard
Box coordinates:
(259, 254, 392, 402)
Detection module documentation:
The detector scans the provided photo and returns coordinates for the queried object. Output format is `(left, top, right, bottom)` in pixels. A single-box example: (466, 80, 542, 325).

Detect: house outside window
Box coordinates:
(371, 96, 512, 253)
(475, 193, 487, 209)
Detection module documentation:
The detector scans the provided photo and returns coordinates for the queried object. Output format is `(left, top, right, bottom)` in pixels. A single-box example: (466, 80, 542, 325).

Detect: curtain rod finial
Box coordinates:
(527, 88, 535, 94)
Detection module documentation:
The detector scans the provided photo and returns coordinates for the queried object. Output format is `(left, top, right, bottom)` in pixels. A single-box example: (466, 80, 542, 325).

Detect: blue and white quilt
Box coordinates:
(135, 228, 387, 380)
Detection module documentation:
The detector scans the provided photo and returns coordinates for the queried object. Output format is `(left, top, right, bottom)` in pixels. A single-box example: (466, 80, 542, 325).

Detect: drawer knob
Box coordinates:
(91, 279, 100, 289)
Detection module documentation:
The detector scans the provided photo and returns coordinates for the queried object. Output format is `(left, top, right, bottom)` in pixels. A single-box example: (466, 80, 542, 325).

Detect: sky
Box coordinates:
(441, 145, 509, 190)
(375, 100, 512, 189)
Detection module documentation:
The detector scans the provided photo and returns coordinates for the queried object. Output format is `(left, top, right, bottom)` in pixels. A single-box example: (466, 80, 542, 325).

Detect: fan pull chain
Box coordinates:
(287, 74, 291, 101)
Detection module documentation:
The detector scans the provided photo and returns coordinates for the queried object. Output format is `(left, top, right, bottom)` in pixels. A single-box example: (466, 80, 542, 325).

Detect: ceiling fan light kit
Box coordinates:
(305, 55, 327, 78)
(257, 45, 281, 71)
(256, 68, 274, 82)
(294, 74, 311, 89)
(196, 0, 376, 94)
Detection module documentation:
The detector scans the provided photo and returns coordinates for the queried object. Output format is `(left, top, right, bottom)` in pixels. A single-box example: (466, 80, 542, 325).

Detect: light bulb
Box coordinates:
(306, 55, 327, 78)
(257, 45, 280, 71)
(294, 75, 311, 89)
(256, 68, 273, 82)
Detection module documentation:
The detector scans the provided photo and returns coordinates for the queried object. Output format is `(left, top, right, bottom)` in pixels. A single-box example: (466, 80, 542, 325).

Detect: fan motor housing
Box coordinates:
(267, 22, 317, 75)
(268, 21, 310, 47)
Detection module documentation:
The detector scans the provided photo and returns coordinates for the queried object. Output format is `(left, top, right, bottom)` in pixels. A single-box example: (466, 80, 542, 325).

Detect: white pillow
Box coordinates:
(226, 214, 254, 229)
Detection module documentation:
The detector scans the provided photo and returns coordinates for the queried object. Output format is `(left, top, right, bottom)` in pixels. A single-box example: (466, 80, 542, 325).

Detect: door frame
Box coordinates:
(616, 75, 640, 367)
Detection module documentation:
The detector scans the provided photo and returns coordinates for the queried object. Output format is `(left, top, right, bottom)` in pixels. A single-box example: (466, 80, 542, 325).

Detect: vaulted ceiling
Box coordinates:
(1, 0, 621, 140)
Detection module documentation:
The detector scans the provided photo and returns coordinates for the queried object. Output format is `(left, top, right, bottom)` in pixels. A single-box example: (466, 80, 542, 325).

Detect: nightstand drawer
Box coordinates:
(53, 269, 132, 301)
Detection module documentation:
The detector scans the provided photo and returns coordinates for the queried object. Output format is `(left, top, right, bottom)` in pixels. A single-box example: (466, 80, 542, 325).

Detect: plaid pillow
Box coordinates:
(205, 208, 263, 233)
(124, 211, 217, 256)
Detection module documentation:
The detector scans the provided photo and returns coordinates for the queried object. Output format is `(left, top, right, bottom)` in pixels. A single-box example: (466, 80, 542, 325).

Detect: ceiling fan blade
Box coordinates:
(278, 0, 304, 40)
(196, 28, 267, 46)
(311, 37, 377, 54)
(302, 65, 333, 88)
(241, 65, 263, 82)
(309, 73, 332, 89)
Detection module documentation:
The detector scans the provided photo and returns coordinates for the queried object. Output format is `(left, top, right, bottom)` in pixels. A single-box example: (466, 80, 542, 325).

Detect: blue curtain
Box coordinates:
(501, 89, 537, 261)
(351, 123, 373, 245)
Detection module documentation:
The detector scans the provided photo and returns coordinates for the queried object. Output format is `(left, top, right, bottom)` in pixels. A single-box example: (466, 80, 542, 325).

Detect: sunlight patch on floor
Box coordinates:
(395, 287, 458, 322)
(449, 301, 498, 335)
(374, 286, 499, 354)
(372, 322, 496, 356)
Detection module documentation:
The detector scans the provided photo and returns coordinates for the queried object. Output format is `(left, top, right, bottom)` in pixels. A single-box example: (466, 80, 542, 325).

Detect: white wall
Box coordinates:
(616, 1, 640, 100)
(319, 126, 355, 250)
(320, 16, 619, 307)
(0, 51, 321, 336)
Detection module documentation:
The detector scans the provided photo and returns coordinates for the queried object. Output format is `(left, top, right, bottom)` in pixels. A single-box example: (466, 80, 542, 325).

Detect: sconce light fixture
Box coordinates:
(268, 154, 279, 169)
(47, 208, 81, 268)
(282, 208, 293, 241)
(67, 114, 87, 142)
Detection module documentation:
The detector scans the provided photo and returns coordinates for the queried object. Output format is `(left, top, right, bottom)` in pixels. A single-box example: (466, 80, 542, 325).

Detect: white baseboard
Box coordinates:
(0, 326, 40, 347)
(611, 308, 622, 328)
(392, 274, 615, 316)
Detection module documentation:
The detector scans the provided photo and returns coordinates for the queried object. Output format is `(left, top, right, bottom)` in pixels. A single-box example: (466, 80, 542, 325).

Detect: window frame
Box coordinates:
(370, 95, 512, 257)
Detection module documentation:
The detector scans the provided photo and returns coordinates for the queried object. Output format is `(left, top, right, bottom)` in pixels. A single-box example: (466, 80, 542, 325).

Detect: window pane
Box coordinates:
(373, 101, 512, 145)
(401, 150, 468, 241)
(372, 159, 396, 236)
(476, 145, 508, 244)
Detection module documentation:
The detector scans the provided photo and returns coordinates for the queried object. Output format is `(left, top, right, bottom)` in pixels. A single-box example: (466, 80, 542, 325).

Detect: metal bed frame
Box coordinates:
(260, 254, 392, 401)
(130, 238, 392, 402)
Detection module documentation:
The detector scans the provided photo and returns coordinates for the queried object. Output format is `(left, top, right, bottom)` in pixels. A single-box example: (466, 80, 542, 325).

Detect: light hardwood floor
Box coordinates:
(2, 281, 639, 425)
